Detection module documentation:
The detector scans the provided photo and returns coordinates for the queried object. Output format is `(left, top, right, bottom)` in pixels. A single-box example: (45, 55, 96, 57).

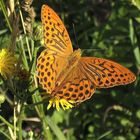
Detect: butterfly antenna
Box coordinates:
(81, 48, 106, 55)
(82, 48, 106, 51)
(72, 23, 79, 50)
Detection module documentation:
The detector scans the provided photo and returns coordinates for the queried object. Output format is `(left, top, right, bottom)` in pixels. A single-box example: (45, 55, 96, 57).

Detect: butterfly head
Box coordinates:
(68, 48, 81, 60)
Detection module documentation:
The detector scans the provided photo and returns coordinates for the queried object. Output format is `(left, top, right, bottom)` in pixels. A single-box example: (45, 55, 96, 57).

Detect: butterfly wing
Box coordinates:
(52, 65, 96, 103)
(37, 5, 73, 93)
(37, 50, 68, 93)
(79, 57, 136, 88)
(41, 5, 73, 55)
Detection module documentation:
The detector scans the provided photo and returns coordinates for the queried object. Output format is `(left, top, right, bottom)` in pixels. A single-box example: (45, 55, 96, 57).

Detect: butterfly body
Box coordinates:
(37, 4, 136, 109)
(56, 49, 81, 85)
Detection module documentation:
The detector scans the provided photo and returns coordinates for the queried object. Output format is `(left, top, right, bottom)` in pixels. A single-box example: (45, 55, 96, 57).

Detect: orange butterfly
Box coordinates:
(37, 4, 136, 110)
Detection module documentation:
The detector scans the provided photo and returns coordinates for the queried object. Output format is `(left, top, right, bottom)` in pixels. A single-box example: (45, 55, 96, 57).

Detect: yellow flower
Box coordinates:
(47, 96, 75, 111)
(0, 48, 17, 78)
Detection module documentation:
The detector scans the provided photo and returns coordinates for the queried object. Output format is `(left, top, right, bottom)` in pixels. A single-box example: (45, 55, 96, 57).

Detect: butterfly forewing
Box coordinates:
(37, 4, 74, 93)
(41, 5, 73, 56)
(79, 57, 136, 88)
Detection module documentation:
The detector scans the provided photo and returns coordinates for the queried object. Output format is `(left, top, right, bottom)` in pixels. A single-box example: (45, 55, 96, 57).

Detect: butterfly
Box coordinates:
(37, 4, 136, 110)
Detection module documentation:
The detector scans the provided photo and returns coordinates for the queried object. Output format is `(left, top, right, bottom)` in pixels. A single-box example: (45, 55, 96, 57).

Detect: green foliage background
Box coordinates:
(0, 0, 140, 140)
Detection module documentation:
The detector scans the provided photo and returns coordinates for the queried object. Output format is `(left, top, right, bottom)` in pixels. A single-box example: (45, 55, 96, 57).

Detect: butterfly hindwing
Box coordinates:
(37, 49, 68, 93)
(52, 65, 96, 103)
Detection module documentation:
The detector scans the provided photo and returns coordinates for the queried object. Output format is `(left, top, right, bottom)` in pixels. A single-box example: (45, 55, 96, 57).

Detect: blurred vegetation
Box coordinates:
(0, 0, 140, 140)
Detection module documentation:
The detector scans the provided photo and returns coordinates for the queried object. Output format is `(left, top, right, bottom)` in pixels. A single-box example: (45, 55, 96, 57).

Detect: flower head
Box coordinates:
(0, 48, 17, 78)
(47, 96, 75, 111)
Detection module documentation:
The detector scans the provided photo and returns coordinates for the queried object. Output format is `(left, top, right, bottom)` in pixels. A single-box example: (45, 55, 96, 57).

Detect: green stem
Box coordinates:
(0, 87, 13, 106)
(13, 96, 17, 140)
(8, 79, 18, 140)
(129, 19, 140, 66)
(19, 36, 29, 70)
(97, 130, 113, 140)
(0, 115, 14, 130)
(17, 104, 24, 140)
(0, 0, 12, 32)
(32, 92, 53, 140)
(46, 116, 66, 140)
(17, 0, 32, 61)
(0, 129, 11, 140)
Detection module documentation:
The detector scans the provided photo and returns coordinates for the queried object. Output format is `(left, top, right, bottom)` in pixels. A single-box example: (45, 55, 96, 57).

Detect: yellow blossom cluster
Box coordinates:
(0, 48, 17, 78)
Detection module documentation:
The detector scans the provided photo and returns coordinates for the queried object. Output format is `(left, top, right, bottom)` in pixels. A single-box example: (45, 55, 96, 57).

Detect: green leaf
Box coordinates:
(46, 116, 67, 140)
(132, 0, 140, 10)
(136, 109, 140, 119)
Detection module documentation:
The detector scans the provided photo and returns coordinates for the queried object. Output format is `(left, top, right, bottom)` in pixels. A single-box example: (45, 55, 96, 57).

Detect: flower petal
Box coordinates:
(47, 96, 75, 111)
